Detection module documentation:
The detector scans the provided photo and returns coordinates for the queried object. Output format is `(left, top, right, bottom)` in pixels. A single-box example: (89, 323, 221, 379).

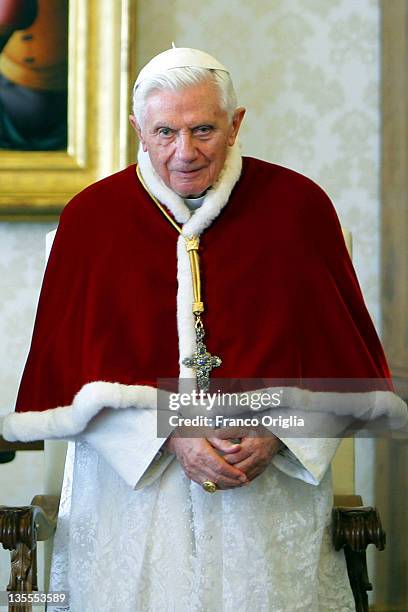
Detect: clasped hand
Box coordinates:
(164, 425, 283, 489)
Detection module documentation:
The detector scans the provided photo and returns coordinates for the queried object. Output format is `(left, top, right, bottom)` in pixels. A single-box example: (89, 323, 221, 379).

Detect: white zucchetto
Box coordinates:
(135, 46, 229, 87)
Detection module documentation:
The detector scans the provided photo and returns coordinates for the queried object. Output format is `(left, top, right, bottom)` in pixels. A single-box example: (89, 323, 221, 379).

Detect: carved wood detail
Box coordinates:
(0, 497, 59, 612)
(332, 501, 386, 612)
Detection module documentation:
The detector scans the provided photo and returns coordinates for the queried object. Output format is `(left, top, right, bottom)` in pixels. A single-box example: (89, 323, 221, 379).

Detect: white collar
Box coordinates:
(137, 142, 242, 237)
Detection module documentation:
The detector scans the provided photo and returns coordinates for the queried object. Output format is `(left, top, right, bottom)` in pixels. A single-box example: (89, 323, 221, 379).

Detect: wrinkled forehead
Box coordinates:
(143, 81, 227, 125)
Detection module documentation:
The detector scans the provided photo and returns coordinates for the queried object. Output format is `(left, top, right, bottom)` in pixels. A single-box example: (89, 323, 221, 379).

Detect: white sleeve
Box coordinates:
(266, 409, 356, 485)
(79, 406, 175, 489)
(271, 437, 340, 485)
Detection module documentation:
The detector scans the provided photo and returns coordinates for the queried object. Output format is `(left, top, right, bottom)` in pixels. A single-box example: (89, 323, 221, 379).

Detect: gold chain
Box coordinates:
(135, 164, 222, 390)
(136, 165, 204, 315)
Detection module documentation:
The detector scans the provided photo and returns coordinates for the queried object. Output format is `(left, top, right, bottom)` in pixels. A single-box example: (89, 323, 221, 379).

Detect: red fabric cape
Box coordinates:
(15, 156, 392, 415)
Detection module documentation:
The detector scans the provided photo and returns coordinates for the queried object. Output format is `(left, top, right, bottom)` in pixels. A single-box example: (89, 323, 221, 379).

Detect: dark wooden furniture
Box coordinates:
(0, 495, 59, 612)
(0, 437, 43, 464)
(0, 439, 44, 453)
(333, 495, 386, 612)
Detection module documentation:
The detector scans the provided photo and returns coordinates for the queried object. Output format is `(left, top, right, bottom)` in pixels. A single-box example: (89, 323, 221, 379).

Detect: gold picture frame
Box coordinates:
(0, 0, 137, 220)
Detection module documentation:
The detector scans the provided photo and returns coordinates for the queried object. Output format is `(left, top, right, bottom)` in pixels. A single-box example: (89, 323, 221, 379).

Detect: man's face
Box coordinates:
(130, 79, 245, 198)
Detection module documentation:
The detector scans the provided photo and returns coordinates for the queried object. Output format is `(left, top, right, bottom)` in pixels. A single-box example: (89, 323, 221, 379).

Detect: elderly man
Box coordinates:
(3, 47, 406, 611)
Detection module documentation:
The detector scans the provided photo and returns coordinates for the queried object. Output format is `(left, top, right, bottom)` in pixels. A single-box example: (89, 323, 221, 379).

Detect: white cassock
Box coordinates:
(48, 429, 355, 611)
(46, 181, 356, 612)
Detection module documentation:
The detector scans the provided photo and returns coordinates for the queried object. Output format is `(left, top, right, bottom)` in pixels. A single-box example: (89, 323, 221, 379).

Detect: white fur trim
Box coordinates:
(137, 141, 242, 236)
(137, 145, 191, 224)
(2, 382, 158, 442)
(177, 234, 196, 379)
(2, 381, 406, 442)
(181, 142, 242, 237)
(259, 387, 407, 430)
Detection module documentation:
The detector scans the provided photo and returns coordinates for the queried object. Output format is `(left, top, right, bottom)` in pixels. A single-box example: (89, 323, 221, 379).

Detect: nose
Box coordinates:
(175, 132, 198, 164)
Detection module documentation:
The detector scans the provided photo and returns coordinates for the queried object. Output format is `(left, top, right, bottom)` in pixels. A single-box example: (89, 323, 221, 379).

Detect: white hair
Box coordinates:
(132, 67, 238, 127)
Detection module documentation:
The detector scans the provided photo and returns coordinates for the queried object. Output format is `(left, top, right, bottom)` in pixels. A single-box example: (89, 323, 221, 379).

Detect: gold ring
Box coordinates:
(202, 480, 218, 493)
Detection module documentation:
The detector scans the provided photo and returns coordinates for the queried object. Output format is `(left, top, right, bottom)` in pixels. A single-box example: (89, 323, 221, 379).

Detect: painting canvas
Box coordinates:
(0, 0, 137, 218)
(0, 0, 68, 152)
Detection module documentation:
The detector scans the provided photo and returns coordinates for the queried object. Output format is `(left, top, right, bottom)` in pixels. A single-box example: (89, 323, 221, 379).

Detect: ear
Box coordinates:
(227, 107, 246, 146)
(129, 114, 148, 152)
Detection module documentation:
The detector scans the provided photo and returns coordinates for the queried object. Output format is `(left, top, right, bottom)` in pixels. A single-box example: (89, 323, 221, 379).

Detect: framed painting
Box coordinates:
(0, 0, 137, 219)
